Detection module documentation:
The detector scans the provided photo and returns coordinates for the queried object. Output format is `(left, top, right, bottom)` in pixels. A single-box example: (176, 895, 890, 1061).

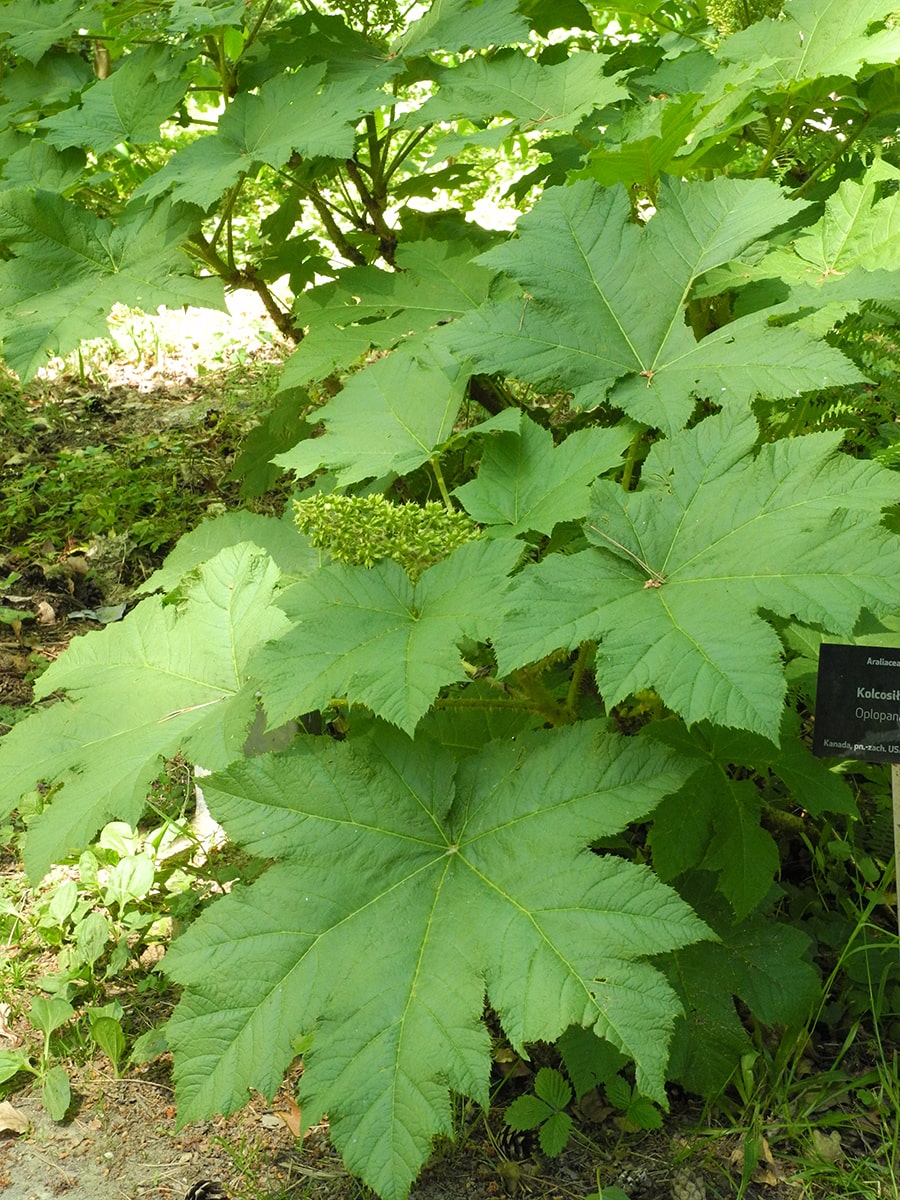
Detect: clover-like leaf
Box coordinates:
(253, 538, 523, 734)
(0, 544, 289, 879)
(447, 178, 861, 434)
(164, 720, 707, 1200)
(494, 408, 900, 741)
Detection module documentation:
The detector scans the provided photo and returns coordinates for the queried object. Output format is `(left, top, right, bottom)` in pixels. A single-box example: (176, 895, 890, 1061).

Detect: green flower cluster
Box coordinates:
(708, 0, 783, 34)
(293, 494, 480, 581)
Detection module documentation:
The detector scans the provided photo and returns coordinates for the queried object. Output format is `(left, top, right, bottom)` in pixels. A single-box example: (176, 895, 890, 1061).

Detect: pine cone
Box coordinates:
(671, 1168, 706, 1200)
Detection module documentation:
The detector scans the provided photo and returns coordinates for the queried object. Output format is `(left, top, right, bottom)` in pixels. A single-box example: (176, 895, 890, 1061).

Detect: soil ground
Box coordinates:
(0, 302, 895, 1200)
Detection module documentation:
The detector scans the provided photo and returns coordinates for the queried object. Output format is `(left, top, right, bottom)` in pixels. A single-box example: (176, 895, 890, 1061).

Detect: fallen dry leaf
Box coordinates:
(35, 600, 56, 625)
(274, 1096, 303, 1138)
(0, 1004, 18, 1044)
(0, 1101, 28, 1135)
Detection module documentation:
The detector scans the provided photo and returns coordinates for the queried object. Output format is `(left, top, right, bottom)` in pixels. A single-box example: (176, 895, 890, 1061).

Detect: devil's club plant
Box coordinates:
(2, 0, 900, 1196)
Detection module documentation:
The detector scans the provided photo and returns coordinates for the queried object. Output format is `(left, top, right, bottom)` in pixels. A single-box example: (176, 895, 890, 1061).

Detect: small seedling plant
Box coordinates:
(1, 1, 900, 1198)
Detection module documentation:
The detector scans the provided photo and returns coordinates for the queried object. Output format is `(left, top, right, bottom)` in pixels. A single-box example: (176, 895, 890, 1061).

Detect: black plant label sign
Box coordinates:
(814, 644, 900, 763)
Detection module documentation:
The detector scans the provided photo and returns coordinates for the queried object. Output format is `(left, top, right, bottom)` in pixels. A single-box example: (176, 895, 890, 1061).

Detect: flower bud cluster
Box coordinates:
(707, 0, 783, 33)
(293, 493, 480, 581)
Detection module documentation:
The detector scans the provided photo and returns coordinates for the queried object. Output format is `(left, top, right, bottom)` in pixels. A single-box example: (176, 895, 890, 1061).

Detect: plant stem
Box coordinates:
(565, 642, 594, 718)
(620, 429, 644, 492)
(431, 456, 454, 510)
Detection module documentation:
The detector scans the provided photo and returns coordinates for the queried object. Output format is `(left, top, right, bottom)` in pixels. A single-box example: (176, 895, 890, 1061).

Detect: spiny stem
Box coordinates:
(565, 642, 594, 717)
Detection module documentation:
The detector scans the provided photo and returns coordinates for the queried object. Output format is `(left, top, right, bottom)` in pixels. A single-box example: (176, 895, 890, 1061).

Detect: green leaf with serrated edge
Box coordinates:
(139, 512, 318, 594)
(454, 415, 633, 536)
(137, 66, 386, 209)
(0, 545, 289, 880)
(0, 139, 85, 192)
(280, 239, 501, 391)
(557, 1026, 625, 1098)
(0, 52, 91, 125)
(792, 162, 900, 276)
(393, 0, 529, 55)
(228, 391, 314, 498)
(0, 192, 225, 381)
(445, 178, 860, 436)
(719, 0, 900, 86)
(275, 341, 469, 486)
(651, 763, 777, 920)
(506, 1094, 551, 1129)
(40, 46, 188, 157)
(163, 721, 706, 1200)
(0, 0, 102, 64)
(663, 902, 818, 1097)
(166, 0, 245, 34)
(580, 93, 703, 191)
(644, 716, 855, 915)
(539, 1111, 573, 1156)
(495, 409, 900, 741)
(254, 538, 522, 735)
(685, 2, 900, 155)
(411, 51, 626, 137)
(524, 0, 592, 35)
(534, 1066, 572, 1109)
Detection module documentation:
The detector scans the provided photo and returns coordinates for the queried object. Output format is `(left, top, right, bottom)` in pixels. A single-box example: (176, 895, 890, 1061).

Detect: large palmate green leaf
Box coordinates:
(0, 0, 102, 63)
(684, 0, 900, 153)
(663, 903, 819, 1097)
(40, 46, 188, 156)
(719, 0, 900, 86)
(164, 721, 707, 1200)
(494, 409, 900, 741)
(394, 0, 529, 55)
(447, 178, 860, 435)
(253, 538, 522, 734)
(280, 239, 500, 389)
(275, 340, 469, 485)
(139, 512, 319, 594)
(582, 93, 703, 191)
(704, 162, 900, 304)
(0, 191, 224, 379)
(645, 716, 854, 918)
(0, 545, 288, 879)
(0, 138, 84, 192)
(454, 414, 634, 536)
(413, 50, 627, 142)
(137, 66, 386, 209)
